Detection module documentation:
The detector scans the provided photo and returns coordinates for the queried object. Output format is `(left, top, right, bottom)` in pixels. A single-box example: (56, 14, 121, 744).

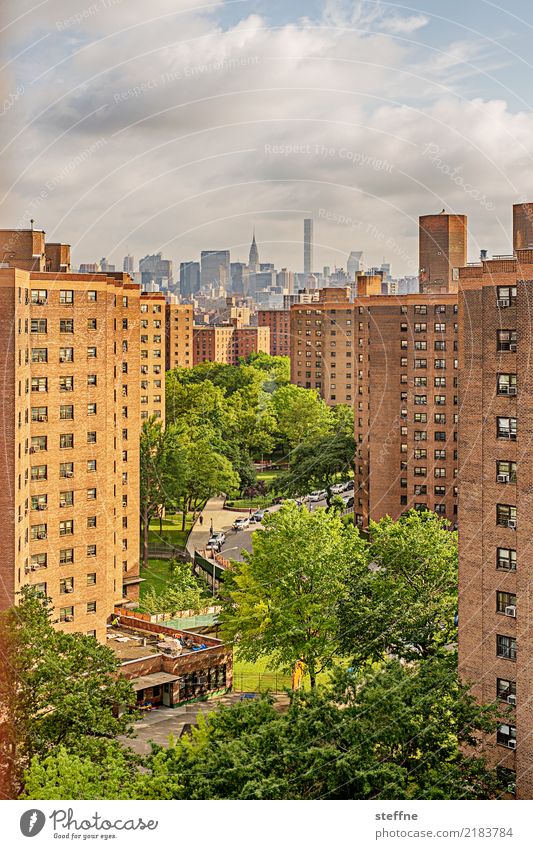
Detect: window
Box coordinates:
(60, 577, 74, 593)
(497, 724, 516, 748)
(87, 403, 97, 416)
(497, 373, 517, 395)
(59, 462, 74, 479)
(87, 318, 97, 330)
(435, 468, 446, 478)
(434, 413, 446, 424)
(414, 430, 427, 441)
(414, 448, 427, 459)
(87, 487, 97, 500)
(60, 405, 73, 420)
(414, 340, 427, 351)
(497, 548, 516, 572)
(59, 347, 73, 363)
(87, 431, 96, 444)
(496, 591, 516, 614)
(31, 406, 47, 422)
(32, 494, 47, 511)
(31, 347, 47, 363)
(497, 678, 516, 702)
(414, 484, 427, 495)
(414, 358, 427, 369)
(60, 375, 74, 392)
(434, 358, 446, 369)
(87, 572, 96, 585)
(60, 319, 74, 333)
(59, 491, 73, 508)
(434, 376, 446, 387)
(59, 519, 74, 536)
(414, 412, 427, 423)
(434, 323, 445, 332)
(60, 433, 74, 449)
(59, 290, 73, 304)
(87, 374, 97, 386)
(59, 607, 74, 622)
(87, 516, 96, 529)
(496, 634, 516, 660)
(31, 523, 47, 541)
(434, 485, 446, 496)
(87, 459, 96, 472)
(31, 377, 47, 393)
(31, 464, 47, 482)
(414, 467, 427, 476)
(30, 553, 47, 569)
(497, 330, 517, 352)
(31, 435, 47, 452)
(31, 289, 47, 305)
(414, 323, 427, 332)
(87, 346, 97, 358)
(434, 305, 446, 314)
(434, 449, 446, 460)
(414, 395, 427, 405)
(496, 766, 516, 795)
(87, 544, 97, 557)
(497, 286, 516, 307)
(414, 305, 427, 315)
(497, 417, 517, 440)
(496, 504, 516, 527)
(497, 461, 517, 483)
(31, 318, 47, 334)
(88, 290, 97, 302)
(434, 431, 446, 441)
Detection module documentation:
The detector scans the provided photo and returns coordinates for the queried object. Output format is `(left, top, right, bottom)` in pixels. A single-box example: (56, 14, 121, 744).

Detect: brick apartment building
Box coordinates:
(193, 321, 270, 366)
(165, 302, 194, 370)
(258, 309, 290, 357)
(354, 293, 458, 528)
(457, 242, 533, 799)
(139, 292, 166, 425)
(0, 229, 141, 642)
(419, 210, 467, 294)
(290, 287, 355, 406)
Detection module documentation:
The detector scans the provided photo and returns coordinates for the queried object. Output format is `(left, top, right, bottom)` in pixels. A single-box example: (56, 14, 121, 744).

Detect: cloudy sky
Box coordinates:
(2, 0, 533, 276)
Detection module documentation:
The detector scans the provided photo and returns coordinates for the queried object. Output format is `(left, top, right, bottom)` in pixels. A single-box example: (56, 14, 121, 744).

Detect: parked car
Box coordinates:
(251, 509, 269, 523)
(343, 480, 355, 491)
(331, 483, 345, 495)
(343, 495, 355, 508)
(309, 490, 327, 502)
(233, 517, 250, 531)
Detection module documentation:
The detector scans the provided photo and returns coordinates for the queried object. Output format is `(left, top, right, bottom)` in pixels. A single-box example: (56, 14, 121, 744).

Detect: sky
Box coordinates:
(2, 0, 533, 276)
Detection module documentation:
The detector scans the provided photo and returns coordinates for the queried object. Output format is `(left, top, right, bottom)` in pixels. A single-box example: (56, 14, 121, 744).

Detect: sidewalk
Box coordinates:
(186, 496, 250, 558)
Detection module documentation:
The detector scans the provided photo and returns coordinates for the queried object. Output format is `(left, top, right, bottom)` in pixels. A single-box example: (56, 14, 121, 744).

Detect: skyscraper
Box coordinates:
(513, 202, 533, 250)
(200, 250, 231, 290)
(139, 253, 173, 290)
(347, 251, 364, 279)
(179, 261, 200, 298)
(248, 231, 259, 272)
(304, 218, 313, 275)
(419, 210, 467, 294)
(123, 254, 134, 274)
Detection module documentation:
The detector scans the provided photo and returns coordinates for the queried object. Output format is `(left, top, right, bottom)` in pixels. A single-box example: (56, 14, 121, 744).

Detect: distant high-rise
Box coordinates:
(123, 254, 134, 274)
(248, 231, 259, 272)
(347, 251, 364, 279)
(139, 252, 173, 290)
(513, 202, 533, 250)
(230, 262, 249, 295)
(179, 261, 200, 298)
(419, 209, 467, 294)
(200, 250, 231, 290)
(100, 257, 115, 273)
(304, 219, 313, 275)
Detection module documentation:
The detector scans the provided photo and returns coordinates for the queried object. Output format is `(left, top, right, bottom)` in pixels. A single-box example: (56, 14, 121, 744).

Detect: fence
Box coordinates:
(232, 671, 292, 693)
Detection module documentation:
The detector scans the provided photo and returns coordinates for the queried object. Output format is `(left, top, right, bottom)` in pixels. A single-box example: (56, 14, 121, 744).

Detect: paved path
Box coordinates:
(186, 496, 251, 557)
(120, 692, 291, 754)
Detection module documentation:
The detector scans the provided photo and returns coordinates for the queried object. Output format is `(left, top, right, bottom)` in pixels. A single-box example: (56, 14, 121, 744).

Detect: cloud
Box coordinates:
(0, 0, 528, 275)
(380, 14, 430, 35)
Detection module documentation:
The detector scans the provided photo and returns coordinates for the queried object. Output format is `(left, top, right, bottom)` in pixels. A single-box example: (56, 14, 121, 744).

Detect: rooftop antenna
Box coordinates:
(30, 218, 34, 231)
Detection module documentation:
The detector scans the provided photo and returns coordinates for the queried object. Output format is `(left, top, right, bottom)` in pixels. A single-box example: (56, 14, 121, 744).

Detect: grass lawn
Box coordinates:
(227, 495, 274, 509)
(256, 469, 281, 484)
(232, 652, 336, 693)
(147, 513, 193, 550)
(140, 558, 173, 597)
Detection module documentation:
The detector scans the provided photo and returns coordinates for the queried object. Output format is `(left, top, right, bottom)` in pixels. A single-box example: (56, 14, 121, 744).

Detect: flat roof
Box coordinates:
(130, 672, 181, 691)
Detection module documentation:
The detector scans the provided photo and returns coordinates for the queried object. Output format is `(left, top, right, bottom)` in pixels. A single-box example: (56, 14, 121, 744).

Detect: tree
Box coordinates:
(271, 384, 332, 453)
(338, 509, 458, 664)
(140, 418, 186, 568)
(178, 436, 240, 529)
(278, 430, 355, 503)
(0, 588, 136, 794)
(220, 503, 366, 688)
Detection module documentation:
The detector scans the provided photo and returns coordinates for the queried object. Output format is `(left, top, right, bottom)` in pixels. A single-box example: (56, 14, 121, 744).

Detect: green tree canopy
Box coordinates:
(220, 503, 366, 688)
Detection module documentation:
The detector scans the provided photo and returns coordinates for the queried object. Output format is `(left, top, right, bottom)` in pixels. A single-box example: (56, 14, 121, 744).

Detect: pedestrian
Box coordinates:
(199, 514, 203, 526)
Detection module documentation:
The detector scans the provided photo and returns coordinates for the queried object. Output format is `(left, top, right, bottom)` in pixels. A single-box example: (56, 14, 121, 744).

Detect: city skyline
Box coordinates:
(3, 1, 533, 276)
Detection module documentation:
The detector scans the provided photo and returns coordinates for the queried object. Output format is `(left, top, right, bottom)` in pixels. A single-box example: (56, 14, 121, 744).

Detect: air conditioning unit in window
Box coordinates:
(497, 298, 510, 307)
(505, 605, 517, 617)
(65, 587, 74, 593)
(64, 471, 74, 478)
(508, 739, 516, 750)
(509, 343, 517, 352)
(64, 615, 74, 622)
(507, 519, 517, 529)
(497, 474, 510, 483)
(36, 298, 47, 306)
(37, 532, 46, 540)
(509, 386, 517, 395)
(508, 694, 517, 705)
(499, 384, 509, 394)
(37, 415, 47, 422)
